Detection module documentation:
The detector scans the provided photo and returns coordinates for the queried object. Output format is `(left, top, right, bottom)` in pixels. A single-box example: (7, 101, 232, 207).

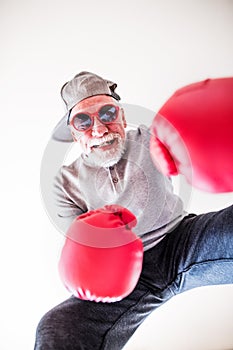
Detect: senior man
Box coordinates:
(34, 71, 233, 350)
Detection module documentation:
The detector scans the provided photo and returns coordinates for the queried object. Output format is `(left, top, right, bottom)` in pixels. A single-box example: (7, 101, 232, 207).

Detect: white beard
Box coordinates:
(84, 134, 126, 168)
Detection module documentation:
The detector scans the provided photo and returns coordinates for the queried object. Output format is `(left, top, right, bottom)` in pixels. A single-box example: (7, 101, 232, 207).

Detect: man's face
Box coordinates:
(69, 95, 127, 167)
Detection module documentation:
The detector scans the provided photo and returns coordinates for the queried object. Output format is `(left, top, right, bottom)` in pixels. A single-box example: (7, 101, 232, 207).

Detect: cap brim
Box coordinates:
(51, 113, 74, 142)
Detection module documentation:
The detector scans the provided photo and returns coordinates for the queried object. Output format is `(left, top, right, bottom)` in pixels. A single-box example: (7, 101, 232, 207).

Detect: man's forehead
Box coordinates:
(72, 95, 116, 113)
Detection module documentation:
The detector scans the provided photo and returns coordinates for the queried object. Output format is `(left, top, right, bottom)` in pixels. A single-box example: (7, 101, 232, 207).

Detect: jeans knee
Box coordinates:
(34, 310, 56, 349)
(34, 308, 76, 350)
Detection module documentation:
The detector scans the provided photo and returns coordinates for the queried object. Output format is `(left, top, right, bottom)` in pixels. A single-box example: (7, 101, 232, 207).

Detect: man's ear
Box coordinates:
(121, 108, 127, 128)
(71, 130, 78, 142)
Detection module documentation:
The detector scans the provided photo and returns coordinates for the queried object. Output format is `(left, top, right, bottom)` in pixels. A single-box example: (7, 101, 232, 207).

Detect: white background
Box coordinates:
(1, 0, 233, 349)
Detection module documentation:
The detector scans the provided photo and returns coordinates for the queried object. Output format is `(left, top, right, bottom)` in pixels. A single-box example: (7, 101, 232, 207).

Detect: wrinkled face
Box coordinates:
(69, 95, 127, 167)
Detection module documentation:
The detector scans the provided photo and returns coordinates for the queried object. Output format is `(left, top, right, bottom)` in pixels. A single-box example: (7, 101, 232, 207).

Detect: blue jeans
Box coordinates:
(34, 205, 233, 349)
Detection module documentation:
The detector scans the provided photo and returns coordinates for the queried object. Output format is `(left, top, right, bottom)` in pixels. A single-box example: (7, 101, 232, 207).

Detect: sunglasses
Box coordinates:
(68, 104, 120, 132)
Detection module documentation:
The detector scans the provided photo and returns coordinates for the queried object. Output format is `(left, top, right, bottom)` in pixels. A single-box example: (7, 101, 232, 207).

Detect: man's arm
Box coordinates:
(53, 166, 86, 235)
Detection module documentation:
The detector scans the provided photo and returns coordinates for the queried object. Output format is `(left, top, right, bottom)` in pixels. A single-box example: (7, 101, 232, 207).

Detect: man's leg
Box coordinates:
(34, 278, 174, 350)
(34, 205, 233, 349)
(155, 204, 233, 295)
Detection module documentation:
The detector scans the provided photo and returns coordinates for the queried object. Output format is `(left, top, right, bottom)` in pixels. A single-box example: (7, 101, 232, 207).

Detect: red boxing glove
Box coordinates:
(58, 205, 143, 302)
(150, 78, 233, 192)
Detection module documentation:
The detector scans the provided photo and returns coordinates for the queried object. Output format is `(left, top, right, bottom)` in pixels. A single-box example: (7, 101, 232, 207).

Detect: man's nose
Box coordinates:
(91, 117, 108, 137)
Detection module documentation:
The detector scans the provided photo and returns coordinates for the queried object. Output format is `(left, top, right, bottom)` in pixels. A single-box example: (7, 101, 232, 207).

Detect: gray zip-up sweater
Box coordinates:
(54, 125, 185, 251)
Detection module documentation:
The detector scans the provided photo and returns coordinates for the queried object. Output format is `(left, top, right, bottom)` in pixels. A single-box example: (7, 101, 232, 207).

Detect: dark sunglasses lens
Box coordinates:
(99, 105, 118, 123)
(73, 114, 92, 131)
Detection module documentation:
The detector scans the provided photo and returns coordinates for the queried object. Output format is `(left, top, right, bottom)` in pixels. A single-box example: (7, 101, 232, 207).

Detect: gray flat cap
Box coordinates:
(52, 71, 121, 142)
